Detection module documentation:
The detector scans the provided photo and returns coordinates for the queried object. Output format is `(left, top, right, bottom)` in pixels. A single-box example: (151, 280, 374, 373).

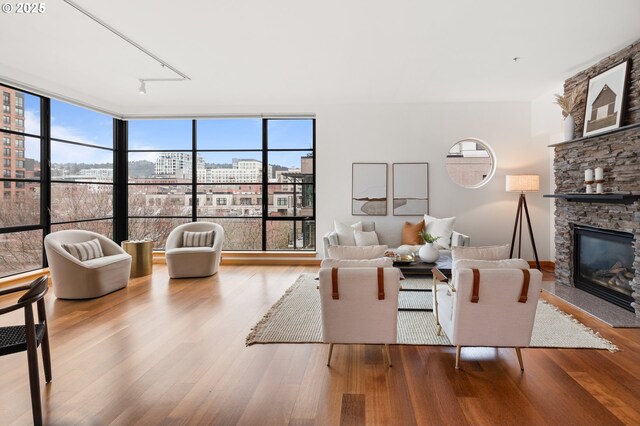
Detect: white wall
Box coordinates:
(315, 102, 552, 260)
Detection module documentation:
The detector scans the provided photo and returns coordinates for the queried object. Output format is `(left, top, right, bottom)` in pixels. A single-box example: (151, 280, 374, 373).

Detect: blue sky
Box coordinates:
(41, 99, 313, 167)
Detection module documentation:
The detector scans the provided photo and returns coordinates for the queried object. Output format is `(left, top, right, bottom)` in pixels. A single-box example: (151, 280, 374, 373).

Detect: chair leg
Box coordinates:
(515, 347, 524, 371)
(25, 309, 43, 425)
(436, 324, 442, 337)
(37, 301, 52, 383)
(385, 344, 392, 367)
(41, 328, 52, 383)
(455, 346, 461, 369)
(327, 343, 334, 367)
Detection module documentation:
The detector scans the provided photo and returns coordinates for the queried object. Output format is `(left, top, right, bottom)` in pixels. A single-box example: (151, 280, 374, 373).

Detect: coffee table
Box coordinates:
(394, 254, 452, 311)
(394, 254, 452, 278)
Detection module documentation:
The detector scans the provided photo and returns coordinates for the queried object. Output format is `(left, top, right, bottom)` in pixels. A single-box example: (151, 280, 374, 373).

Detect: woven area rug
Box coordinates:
(246, 274, 618, 351)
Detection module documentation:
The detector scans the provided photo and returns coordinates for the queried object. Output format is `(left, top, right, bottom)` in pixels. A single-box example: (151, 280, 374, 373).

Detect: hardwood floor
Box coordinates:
(1, 265, 639, 425)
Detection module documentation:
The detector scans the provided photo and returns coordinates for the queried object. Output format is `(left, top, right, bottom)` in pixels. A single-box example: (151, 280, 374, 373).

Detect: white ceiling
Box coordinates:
(1, 0, 639, 117)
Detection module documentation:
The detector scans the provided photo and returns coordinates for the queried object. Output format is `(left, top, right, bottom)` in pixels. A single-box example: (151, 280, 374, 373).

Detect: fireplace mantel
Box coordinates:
(544, 194, 640, 204)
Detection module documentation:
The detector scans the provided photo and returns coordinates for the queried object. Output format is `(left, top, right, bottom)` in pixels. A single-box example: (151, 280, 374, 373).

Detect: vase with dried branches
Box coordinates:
(554, 91, 584, 141)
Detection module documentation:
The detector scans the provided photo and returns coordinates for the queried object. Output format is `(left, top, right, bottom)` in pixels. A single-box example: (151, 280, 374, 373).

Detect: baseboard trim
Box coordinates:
(221, 258, 321, 266)
(530, 261, 555, 271)
(151, 251, 320, 266)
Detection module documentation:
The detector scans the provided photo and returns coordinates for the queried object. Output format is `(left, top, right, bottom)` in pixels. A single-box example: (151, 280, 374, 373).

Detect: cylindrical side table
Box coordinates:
(121, 240, 154, 278)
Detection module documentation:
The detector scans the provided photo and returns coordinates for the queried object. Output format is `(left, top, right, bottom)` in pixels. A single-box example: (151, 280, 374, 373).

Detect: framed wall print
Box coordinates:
(583, 60, 629, 137)
(393, 162, 429, 216)
(352, 163, 387, 216)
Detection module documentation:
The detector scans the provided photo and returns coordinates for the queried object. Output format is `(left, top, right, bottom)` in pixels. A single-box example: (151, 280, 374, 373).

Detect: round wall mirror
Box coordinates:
(445, 138, 496, 188)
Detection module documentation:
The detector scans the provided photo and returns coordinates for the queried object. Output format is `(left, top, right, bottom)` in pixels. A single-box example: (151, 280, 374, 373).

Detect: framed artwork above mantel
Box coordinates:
(583, 60, 629, 137)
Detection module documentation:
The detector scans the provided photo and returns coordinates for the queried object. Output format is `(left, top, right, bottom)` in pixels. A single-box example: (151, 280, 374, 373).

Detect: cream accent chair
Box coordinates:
(433, 266, 542, 371)
(165, 222, 224, 279)
(44, 230, 132, 299)
(318, 267, 401, 367)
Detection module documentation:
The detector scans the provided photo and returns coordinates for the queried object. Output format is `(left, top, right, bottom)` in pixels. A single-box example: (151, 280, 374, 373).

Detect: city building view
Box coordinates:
(0, 87, 315, 277)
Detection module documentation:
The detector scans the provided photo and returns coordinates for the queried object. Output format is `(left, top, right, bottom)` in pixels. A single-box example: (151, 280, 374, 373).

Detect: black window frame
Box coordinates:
(128, 117, 316, 251)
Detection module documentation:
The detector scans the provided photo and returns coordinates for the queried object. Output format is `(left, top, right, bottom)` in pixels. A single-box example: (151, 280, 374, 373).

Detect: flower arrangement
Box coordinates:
(419, 231, 440, 244)
(553, 91, 584, 118)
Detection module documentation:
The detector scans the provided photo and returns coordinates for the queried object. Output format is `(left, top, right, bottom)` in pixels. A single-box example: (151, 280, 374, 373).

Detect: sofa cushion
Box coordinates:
(83, 253, 131, 269)
(402, 220, 425, 245)
(327, 244, 388, 259)
(166, 247, 215, 255)
(354, 230, 380, 246)
(334, 221, 362, 246)
(320, 257, 394, 268)
(454, 258, 529, 270)
(62, 238, 104, 261)
(183, 230, 215, 247)
(452, 244, 510, 262)
(423, 214, 456, 249)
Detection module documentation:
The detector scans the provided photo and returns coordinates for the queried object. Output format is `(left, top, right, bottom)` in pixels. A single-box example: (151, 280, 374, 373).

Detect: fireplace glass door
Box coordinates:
(574, 225, 635, 312)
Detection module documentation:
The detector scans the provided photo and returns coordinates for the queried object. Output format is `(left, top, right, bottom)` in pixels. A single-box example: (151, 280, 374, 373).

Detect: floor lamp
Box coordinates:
(506, 175, 540, 270)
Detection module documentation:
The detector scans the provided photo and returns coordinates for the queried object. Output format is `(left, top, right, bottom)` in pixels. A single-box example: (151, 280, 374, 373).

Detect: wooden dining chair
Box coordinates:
(0, 275, 52, 425)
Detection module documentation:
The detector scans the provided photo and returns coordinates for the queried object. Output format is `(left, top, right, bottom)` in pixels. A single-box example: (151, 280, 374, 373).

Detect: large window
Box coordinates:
(0, 84, 42, 277)
(0, 83, 316, 277)
(128, 118, 315, 251)
(50, 100, 114, 238)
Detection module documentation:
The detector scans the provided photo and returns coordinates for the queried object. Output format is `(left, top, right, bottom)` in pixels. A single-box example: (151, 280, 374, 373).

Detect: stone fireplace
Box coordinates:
(550, 40, 640, 317)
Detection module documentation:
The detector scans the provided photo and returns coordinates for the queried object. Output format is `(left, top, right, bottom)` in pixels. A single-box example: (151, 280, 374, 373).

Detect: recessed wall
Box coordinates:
(314, 102, 552, 260)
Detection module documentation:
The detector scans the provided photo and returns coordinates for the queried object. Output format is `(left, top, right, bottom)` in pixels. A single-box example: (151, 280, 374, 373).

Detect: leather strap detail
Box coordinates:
(331, 267, 339, 300)
(377, 267, 385, 300)
(471, 268, 480, 303)
(519, 269, 530, 303)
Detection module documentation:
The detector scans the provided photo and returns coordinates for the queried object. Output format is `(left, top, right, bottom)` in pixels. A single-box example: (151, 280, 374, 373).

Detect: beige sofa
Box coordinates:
(44, 230, 132, 299)
(322, 220, 470, 258)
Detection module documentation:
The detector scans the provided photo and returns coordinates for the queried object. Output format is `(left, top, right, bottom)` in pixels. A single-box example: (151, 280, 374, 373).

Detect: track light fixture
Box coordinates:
(138, 80, 146, 95)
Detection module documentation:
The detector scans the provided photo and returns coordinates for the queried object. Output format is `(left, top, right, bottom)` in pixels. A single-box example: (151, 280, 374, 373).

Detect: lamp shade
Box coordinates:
(506, 174, 540, 192)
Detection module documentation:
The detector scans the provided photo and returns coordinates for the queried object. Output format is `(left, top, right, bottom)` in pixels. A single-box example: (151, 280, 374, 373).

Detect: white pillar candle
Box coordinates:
(585, 169, 594, 182)
(595, 167, 603, 180)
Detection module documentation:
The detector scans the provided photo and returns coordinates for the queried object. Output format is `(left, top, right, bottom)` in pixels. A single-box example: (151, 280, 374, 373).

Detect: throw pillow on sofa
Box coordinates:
(354, 229, 380, 246)
(327, 244, 388, 259)
(402, 220, 425, 245)
(334, 220, 362, 246)
(423, 214, 456, 249)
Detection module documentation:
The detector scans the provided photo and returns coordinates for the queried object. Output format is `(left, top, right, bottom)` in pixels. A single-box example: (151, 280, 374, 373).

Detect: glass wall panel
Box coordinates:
(267, 120, 313, 149)
(51, 141, 113, 182)
(51, 99, 112, 147)
(51, 183, 113, 222)
(197, 118, 261, 149)
(0, 84, 41, 136)
(196, 185, 262, 217)
(196, 152, 262, 184)
(267, 184, 313, 217)
(128, 184, 192, 216)
(128, 218, 192, 249)
(0, 230, 42, 278)
(266, 220, 315, 250)
(128, 151, 194, 182)
(51, 219, 113, 239)
(128, 120, 192, 150)
(0, 181, 40, 226)
(267, 151, 313, 176)
(200, 218, 262, 250)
